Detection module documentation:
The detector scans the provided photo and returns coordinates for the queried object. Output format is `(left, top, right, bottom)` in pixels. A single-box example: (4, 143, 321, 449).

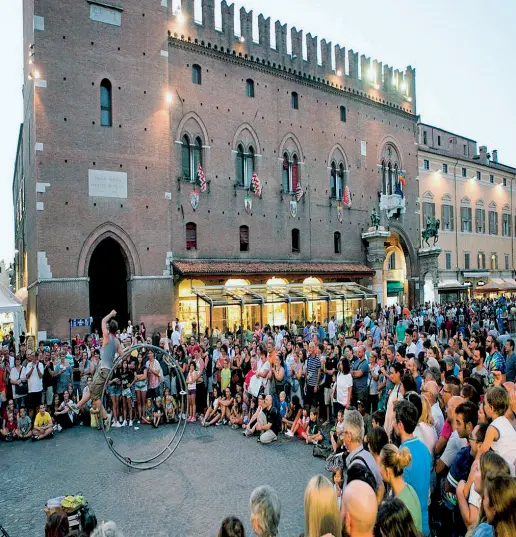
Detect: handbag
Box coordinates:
(248, 374, 262, 398)
(16, 382, 29, 396)
(312, 444, 333, 459)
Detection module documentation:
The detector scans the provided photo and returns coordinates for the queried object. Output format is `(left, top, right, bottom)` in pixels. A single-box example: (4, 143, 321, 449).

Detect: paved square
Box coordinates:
(1, 424, 326, 536)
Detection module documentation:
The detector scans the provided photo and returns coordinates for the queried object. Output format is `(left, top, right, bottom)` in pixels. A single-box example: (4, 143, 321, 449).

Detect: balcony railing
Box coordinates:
(380, 193, 406, 217)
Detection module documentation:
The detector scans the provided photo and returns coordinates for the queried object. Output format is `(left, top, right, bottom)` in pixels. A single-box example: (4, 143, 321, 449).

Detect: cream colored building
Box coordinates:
(418, 123, 516, 302)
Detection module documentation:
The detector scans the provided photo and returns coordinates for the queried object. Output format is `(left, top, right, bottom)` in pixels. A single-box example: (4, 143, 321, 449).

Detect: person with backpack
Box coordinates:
(342, 409, 384, 503)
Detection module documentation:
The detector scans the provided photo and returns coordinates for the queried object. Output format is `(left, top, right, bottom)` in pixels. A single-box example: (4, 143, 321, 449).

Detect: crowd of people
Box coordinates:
(3, 297, 516, 537)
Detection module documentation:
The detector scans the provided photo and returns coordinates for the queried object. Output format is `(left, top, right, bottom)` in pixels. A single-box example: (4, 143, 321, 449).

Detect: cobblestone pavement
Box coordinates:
(0, 422, 326, 537)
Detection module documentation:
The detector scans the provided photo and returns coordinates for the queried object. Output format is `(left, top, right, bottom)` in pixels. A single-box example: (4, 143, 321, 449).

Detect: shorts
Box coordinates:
(188, 389, 196, 396)
(134, 380, 147, 391)
(324, 387, 332, 406)
(108, 385, 121, 397)
(90, 368, 110, 401)
(147, 386, 161, 400)
(122, 388, 132, 398)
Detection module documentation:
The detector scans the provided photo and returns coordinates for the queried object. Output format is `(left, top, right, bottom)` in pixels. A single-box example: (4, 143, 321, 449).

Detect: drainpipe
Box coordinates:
(512, 174, 515, 275)
(453, 159, 459, 278)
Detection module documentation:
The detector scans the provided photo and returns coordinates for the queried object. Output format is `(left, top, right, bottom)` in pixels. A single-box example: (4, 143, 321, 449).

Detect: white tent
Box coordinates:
(0, 282, 26, 353)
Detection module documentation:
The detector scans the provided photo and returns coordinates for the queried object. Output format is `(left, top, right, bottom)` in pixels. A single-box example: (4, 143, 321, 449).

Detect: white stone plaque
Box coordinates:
(88, 170, 127, 198)
(89, 4, 122, 26)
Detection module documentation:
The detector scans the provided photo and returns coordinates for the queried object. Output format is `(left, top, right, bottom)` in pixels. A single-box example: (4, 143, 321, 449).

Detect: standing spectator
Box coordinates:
(351, 345, 369, 408)
(54, 352, 72, 402)
(249, 485, 281, 537)
(328, 316, 336, 343)
(322, 345, 337, 424)
(341, 480, 377, 537)
(378, 444, 422, 533)
(384, 362, 404, 441)
(303, 474, 341, 537)
(393, 399, 432, 536)
(375, 499, 421, 537)
(485, 335, 506, 385)
(436, 396, 467, 475)
(368, 351, 381, 413)
(335, 358, 353, 413)
(421, 380, 444, 437)
(304, 342, 321, 408)
(504, 338, 516, 383)
(145, 348, 162, 400)
(10, 355, 27, 409)
(23, 351, 44, 417)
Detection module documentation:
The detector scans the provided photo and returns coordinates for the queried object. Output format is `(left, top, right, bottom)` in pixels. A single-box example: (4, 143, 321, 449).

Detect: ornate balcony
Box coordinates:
(380, 193, 406, 218)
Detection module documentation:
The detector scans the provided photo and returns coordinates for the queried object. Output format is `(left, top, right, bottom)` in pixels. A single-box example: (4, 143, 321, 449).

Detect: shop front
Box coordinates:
(172, 260, 375, 338)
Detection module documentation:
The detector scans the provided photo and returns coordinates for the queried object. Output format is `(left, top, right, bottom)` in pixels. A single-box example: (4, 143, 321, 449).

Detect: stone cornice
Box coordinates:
(168, 37, 417, 122)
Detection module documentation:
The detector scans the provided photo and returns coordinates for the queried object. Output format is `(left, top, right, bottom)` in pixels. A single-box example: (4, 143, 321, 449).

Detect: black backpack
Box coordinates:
(344, 454, 378, 492)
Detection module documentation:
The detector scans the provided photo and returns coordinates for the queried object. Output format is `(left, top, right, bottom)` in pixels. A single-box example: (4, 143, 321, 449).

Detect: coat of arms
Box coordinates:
(190, 191, 199, 210)
(244, 195, 252, 214)
(290, 200, 297, 218)
(337, 205, 343, 223)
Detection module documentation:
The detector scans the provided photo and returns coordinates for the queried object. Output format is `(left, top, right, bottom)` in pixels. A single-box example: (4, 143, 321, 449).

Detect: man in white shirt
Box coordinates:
(328, 316, 336, 343)
(422, 380, 444, 437)
(22, 351, 44, 417)
(405, 329, 417, 356)
(171, 326, 181, 346)
(126, 321, 133, 335)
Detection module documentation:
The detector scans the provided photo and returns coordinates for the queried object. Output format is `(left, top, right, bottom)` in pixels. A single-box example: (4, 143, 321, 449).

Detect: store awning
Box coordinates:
(475, 279, 507, 292)
(173, 260, 373, 278)
(387, 281, 404, 293)
(502, 278, 516, 290)
(438, 279, 467, 290)
(191, 281, 376, 307)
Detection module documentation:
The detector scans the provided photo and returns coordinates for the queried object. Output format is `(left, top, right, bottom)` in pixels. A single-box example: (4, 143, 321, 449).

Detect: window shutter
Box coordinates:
(182, 143, 190, 180)
(496, 212, 499, 235)
(509, 215, 512, 237)
(236, 150, 244, 186)
(186, 224, 197, 250)
(450, 205, 454, 231)
(292, 160, 299, 192)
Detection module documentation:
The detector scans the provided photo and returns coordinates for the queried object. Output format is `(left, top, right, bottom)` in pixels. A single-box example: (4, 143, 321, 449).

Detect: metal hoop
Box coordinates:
(100, 343, 188, 470)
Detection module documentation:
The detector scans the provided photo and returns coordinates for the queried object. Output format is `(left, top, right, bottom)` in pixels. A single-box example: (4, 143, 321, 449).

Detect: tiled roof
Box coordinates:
(173, 260, 373, 276)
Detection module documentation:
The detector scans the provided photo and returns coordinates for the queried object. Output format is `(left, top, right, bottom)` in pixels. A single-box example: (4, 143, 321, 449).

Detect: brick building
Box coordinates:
(14, 0, 420, 339)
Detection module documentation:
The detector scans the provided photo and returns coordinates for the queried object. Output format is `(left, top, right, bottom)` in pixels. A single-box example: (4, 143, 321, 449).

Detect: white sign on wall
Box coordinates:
(89, 4, 122, 26)
(360, 141, 367, 156)
(88, 170, 128, 198)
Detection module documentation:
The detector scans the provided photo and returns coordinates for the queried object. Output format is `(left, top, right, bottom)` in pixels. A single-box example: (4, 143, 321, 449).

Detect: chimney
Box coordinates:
(492, 149, 498, 163)
(479, 145, 488, 165)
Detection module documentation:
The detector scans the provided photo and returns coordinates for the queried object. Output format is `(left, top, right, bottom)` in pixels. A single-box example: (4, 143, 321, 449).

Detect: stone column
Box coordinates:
(362, 227, 390, 307)
(418, 247, 442, 305)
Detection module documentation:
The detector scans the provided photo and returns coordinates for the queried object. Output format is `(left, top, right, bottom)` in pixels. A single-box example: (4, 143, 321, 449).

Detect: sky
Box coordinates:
(1, 0, 515, 263)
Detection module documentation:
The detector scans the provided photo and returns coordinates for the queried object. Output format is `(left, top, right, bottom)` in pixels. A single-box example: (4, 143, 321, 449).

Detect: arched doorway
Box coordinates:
(88, 237, 129, 331)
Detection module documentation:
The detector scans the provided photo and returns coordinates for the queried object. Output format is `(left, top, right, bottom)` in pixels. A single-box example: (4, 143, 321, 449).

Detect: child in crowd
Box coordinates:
(230, 392, 245, 429)
(1, 409, 17, 441)
(330, 410, 345, 450)
(143, 398, 153, 425)
(291, 406, 310, 438)
(202, 387, 221, 427)
(186, 361, 197, 423)
(372, 409, 386, 428)
(15, 407, 32, 440)
(32, 404, 54, 441)
(302, 408, 324, 445)
(164, 392, 177, 424)
(284, 395, 302, 437)
(333, 466, 344, 509)
(480, 386, 516, 473)
(153, 397, 164, 428)
(278, 391, 288, 432)
(218, 387, 233, 426)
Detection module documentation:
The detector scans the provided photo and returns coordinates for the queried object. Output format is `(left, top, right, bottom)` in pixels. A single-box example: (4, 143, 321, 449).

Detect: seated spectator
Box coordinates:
(255, 395, 280, 444)
(152, 396, 164, 427)
(202, 387, 222, 427)
(1, 404, 17, 442)
(32, 403, 53, 441)
(283, 395, 302, 437)
(289, 405, 309, 439)
(15, 406, 32, 440)
(53, 390, 76, 431)
(379, 444, 422, 532)
(341, 480, 377, 537)
(229, 392, 245, 429)
(375, 498, 421, 537)
(243, 394, 265, 436)
(303, 474, 341, 537)
(249, 485, 280, 537)
(218, 516, 246, 537)
(301, 407, 324, 445)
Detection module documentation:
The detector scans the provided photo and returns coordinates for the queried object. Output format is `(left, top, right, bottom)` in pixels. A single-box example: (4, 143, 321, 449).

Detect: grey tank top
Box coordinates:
(100, 334, 117, 370)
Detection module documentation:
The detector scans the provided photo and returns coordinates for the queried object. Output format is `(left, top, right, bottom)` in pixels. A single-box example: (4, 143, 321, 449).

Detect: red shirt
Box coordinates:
(0, 365, 6, 394)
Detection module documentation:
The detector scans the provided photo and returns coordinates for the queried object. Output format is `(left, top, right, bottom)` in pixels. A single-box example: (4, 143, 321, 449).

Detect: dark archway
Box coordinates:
(88, 237, 129, 332)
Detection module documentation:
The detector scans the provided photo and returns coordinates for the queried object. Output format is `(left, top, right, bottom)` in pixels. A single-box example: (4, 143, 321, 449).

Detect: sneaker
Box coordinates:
(128, 420, 133, 427)
(285, 430, 294, 438)
(53, 425, 58, 432)
(119, 416, 123, 423)
(136, 420, 141, 425)
(215, 421, 223, 426)
(32, 435, 40, 442)
(57, 425, 63, 433)
(313, 440, 318, 445)
(121, 420, 127, 427)
(222, 419, 228, 425)
(112, 422, 120, 428)
(231, 424, 238, 430)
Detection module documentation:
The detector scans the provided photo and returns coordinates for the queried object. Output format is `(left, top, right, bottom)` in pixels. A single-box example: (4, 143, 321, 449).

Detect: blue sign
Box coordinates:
(69, 317, 93, 328)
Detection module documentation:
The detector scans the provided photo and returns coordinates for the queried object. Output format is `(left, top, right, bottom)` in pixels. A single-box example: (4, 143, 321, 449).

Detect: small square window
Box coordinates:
(462, 167, 467, 178)
(423, 159, 429, 170)
(476, 171, 481, 180)
(442, 163, 448, 174)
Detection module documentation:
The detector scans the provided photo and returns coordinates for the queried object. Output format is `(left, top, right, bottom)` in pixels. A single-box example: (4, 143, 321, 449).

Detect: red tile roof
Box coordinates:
(173, 260, 373, 276)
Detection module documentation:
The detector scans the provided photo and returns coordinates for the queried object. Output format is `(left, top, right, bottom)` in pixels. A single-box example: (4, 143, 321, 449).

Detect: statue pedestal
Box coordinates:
(418, 247, 442, 304)
(362, 228, 390, 306)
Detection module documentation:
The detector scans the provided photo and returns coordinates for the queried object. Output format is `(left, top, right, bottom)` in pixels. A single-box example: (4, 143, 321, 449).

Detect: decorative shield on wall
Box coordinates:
(290, 200, 297, 218)
(190, 191, 199, 210)
(337, 205, 343, 223)
(244, 195, 252, 214)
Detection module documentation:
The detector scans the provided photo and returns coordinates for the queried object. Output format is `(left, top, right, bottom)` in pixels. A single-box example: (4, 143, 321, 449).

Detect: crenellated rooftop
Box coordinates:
(168, 0, 416, 115)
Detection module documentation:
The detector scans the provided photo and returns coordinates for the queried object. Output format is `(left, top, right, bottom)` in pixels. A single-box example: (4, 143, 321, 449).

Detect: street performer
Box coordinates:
(76, 310, 120, 431)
